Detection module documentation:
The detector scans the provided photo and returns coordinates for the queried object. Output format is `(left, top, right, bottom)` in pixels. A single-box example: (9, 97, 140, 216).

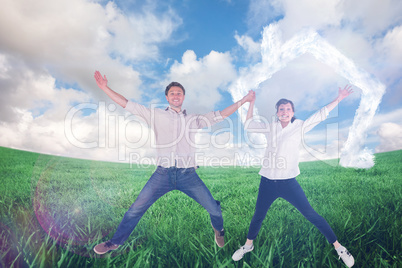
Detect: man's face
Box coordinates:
(165, 86, 185, 110)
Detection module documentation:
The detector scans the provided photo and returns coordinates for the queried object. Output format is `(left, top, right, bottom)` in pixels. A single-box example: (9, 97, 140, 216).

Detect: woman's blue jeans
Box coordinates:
(110, 166, 223, 245)
(247, 177, 337, 243)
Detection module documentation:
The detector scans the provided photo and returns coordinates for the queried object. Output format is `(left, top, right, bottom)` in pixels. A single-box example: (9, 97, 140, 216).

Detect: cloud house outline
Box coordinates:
(230, 23, 386, 168)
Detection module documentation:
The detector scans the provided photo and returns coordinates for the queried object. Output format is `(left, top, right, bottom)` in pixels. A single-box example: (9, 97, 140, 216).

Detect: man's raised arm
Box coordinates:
(220, 90, 255, 119)
(94, 71, 128, 108)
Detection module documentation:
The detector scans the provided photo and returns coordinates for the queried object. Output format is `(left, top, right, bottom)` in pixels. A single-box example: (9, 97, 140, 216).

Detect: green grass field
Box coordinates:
(0, 146, 401, 267)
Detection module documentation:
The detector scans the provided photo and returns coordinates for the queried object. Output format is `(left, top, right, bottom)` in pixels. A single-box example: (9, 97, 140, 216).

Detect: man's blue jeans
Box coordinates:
(110, 166, 223, 245)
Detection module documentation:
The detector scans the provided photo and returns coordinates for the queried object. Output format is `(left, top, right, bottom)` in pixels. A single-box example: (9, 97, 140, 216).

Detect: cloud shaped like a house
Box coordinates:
(230, 23, 386, 168)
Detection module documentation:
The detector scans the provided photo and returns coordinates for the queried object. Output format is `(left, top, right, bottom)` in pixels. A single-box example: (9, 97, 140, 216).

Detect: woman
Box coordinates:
(232, 86, 355, 267)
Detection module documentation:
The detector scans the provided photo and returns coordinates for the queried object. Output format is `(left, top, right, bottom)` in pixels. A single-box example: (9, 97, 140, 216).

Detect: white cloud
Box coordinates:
(163, 50, 237, 113)
(254, 54, 350, 118)
(380, 25, 402, 62)
(247, 0, 402, 39)
(233, 0, 402, 166)
(247, 0, 282, 35)
(342, 0, 402, 37)
(277, 0, 344, 40)
(0, 0, 182, 104)
(324, 28, 375, 72)
(0, 54, 90, 122)
(300, 140, 343, 163)
(230, 22, 389, 168)
(0, 0, 401, 166)
(235, 33, 261, 62)
(0, 64, 95, 158)
(105, 2, 181, 62)
(298, 108, 402, 156)
(363, 108, 402, 153)
(375, 122, 402, 153)
(374, 25, 402, 87)
(0, 53, 144, 163)
(0, 0, 184, 162)
(0, 94, 157, 163)
(371, 108, 402, 128)
(0, 46, 239, 164)
(245, 0, 402, 103)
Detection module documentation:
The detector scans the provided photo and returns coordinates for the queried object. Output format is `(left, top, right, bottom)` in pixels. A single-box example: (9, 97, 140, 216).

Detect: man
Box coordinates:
(93, 70, 254, 254)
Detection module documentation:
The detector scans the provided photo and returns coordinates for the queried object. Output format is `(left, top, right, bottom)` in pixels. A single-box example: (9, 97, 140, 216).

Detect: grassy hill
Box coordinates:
(0, 146, 401, 267)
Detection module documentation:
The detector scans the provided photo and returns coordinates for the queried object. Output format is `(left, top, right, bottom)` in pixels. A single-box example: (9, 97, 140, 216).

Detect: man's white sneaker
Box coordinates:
(232, 244, 254, 261)
(336, 246, 355, 267)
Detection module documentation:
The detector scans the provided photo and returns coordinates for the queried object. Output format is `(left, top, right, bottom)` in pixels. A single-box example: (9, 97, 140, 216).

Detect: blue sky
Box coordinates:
(0, 0, 401, 167)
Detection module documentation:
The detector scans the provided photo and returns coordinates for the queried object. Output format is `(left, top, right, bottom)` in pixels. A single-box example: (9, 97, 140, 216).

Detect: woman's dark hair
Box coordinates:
(275, 98, 296, 123)
(165, 82, 185, 96)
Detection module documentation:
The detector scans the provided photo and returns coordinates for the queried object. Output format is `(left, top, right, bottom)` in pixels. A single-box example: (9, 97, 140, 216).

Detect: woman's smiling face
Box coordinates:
(277, 103, 294, 125)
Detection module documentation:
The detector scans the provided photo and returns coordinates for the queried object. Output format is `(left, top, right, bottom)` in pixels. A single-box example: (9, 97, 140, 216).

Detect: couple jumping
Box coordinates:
(92, 71, 354, 267)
